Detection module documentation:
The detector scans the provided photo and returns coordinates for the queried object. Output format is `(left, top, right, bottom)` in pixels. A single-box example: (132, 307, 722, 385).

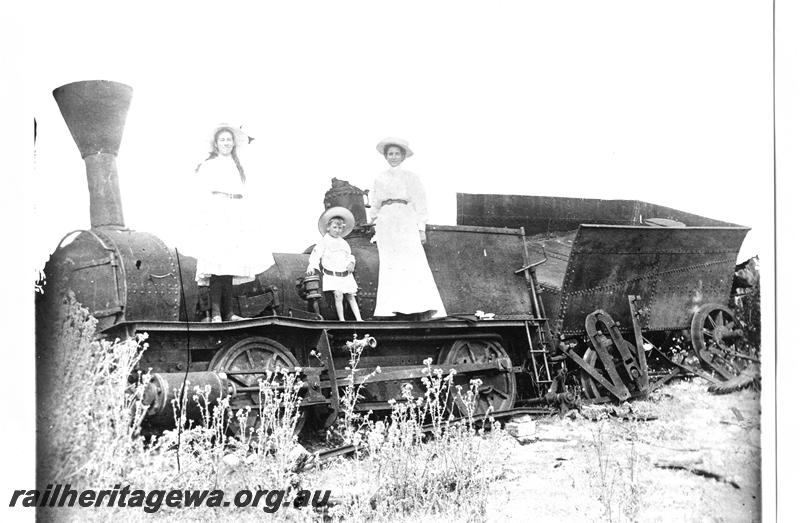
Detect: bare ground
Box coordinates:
(487, 379, 761, 522)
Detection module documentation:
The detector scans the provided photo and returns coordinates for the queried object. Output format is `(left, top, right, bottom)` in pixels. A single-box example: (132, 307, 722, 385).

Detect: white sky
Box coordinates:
(5, 1, 795, 519)
(24, 1, 772, 270)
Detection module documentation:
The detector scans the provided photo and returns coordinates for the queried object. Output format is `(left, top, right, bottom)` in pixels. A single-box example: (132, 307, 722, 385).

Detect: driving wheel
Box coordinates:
(209, 336, 307, 434)
(437, 338, 517, 417)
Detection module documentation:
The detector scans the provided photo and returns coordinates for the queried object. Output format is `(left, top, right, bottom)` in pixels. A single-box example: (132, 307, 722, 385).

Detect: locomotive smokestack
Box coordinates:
(53, 80, 132, 229)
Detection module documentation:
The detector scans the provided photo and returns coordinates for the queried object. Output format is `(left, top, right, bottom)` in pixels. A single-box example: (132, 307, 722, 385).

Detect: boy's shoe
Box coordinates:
(211, 315, 223, 323)
(226, 314, 244, 321)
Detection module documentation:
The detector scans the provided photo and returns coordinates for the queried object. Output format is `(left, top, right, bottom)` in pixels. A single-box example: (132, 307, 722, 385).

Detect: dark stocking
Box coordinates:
(209, 275, 225, 319)
(220, 276, 234, 319)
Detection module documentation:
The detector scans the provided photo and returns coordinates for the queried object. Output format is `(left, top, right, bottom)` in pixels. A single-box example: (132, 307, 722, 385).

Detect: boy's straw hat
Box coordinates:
(376, 137, 413, 158)
(318, 206, 356, 237)
(209, 123, 251, 152)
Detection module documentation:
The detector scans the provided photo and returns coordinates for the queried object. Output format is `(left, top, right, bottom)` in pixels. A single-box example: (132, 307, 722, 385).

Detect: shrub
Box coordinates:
(324, 354, 512, 521)
(36, 298, 509, 521)
(37, 291, 149, 485)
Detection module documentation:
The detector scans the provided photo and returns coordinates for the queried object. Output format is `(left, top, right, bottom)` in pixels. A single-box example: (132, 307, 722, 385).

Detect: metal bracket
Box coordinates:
(586, 310, 644, 389)
(651, 346, 723, 386)
(316, 329, 340, 428)
(627, 295, 651, 395)
(561, 347, 631, 401)
(301, 367, 327, 405)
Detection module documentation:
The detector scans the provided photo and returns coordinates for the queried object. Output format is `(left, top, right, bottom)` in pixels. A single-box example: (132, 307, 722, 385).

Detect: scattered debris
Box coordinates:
(580, 404, 610, 421)
(654, 460, 741, 489)
(221, 453, 240, 467)
(289, 443, 315, 472)
(641, 441, 703, 452)
(512, 422, 577, 445)
(610, 402, 659, 421)
(578, 402, 658, 422)
(505, 416, 536, 438)
(707, 367, 760, 394)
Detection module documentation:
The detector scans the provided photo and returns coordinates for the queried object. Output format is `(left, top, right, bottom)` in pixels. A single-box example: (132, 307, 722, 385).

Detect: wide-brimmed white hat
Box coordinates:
(376, 137, 413, 158)
(209, 123, 251, 153)
(317, 206, 356, 237)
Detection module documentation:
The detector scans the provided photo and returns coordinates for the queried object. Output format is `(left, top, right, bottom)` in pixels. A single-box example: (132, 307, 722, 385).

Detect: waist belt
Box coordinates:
(322, 268, 350, 277)
(212, 191, 243, 199)
(381, 199, 408, 206)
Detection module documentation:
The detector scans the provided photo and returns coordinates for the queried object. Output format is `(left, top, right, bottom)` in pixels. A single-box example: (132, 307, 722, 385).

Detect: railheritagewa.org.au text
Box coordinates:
(9, 484, 331, 513)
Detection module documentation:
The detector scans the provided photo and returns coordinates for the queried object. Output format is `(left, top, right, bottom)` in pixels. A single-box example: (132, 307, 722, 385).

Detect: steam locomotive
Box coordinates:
(38, 80, 753, 430)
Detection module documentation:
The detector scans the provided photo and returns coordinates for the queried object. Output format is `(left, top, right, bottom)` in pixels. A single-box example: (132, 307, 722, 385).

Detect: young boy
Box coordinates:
(306, 207, 363, 321)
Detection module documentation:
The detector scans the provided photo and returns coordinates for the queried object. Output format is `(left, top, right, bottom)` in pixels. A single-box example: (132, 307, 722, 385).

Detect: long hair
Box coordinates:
(195, 128, 247, 183)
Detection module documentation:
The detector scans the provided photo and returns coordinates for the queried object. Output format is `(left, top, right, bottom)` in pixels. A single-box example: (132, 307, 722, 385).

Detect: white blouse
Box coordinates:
(369, 166, 428, 231)
(196, 155, 247, 196)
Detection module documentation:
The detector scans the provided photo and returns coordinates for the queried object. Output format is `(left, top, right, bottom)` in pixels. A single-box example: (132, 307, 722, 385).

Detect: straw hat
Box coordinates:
(318, 206, 356, 237)
(209, 123, 251, 153)
(376, 137, 414, 158)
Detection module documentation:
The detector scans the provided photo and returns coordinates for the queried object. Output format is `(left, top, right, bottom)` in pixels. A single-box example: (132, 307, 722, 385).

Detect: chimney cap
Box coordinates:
(53, 80, 133, 158)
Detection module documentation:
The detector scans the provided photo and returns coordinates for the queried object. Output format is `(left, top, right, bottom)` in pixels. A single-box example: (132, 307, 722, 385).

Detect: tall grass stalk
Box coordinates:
(37, 291, 149, 485)
(38, 296, 509, 520)
(329, 356, 511, 520)
(586, 421, 644, 523)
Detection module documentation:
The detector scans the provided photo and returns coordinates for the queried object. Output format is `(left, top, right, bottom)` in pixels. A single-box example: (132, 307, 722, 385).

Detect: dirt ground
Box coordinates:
(486, 379, 761, 522)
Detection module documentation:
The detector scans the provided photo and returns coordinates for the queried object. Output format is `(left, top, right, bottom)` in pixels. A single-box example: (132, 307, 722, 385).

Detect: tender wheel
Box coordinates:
(690, 303, 754, 381)
(437, 338, 517, 416)
(209, 336, 306, 434)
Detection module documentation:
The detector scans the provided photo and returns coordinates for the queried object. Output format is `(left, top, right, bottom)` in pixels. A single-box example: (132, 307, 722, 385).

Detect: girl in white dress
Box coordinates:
(194, 124, 255, 322)
(369, 138, 446, 319)
(306, 207, 363, 321)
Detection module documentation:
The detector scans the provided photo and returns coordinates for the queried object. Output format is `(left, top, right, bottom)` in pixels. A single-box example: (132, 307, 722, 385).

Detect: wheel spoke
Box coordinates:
(266, 353, 278, 372)
(490, 387, 510, 400)
(210, 337, 306, 435)
(691, 303, 755, 384)
(465, 344, 477, 363)
(706, 346, 728, 358)
(440, 339, 515, 415)
(714, 311, 725, 329)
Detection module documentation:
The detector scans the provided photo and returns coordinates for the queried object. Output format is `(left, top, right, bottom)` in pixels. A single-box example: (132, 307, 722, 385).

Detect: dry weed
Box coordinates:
(37, 299, 510, 521)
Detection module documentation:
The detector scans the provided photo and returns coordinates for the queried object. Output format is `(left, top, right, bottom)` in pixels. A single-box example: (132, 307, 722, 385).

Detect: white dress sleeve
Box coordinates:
(369, 174, 382, 223)
(407, 171, 428, 231)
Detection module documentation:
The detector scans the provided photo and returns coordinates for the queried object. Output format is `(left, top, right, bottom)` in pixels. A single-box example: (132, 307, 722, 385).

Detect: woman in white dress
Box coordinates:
(194, 124, 255, 322)
(369, 138, 446, 319)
